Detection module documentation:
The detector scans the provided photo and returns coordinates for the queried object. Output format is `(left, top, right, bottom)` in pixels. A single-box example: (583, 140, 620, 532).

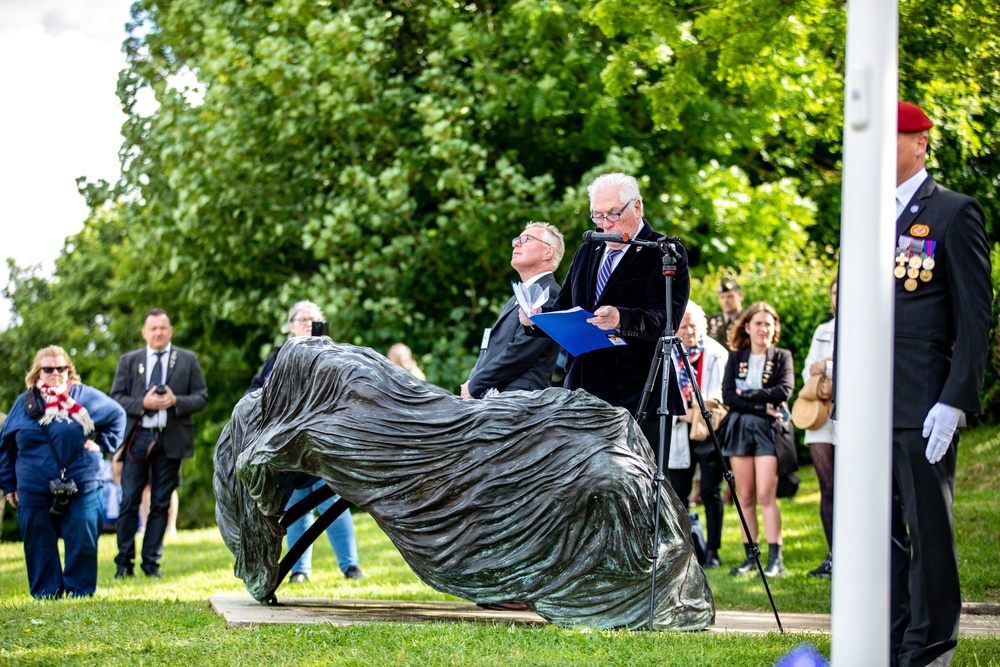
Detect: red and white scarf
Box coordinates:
(35, 377, 95, 436)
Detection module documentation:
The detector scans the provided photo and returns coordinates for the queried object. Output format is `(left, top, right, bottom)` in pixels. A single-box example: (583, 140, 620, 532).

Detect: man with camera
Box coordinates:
(111, 308, 207, 578)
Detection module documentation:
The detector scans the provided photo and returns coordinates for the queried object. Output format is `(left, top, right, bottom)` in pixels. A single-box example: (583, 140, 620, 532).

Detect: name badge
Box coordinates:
(480, 327, 492, 351)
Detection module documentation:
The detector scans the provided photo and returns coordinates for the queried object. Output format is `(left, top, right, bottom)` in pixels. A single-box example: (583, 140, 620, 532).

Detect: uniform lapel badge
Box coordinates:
(909, 224, 929, 237)
(910, 204, 920, 214)
(138, 363, 145, 376)
(169, 349, 178, 369)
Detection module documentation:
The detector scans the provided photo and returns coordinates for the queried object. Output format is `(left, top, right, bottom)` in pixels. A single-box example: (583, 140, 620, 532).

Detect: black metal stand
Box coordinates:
(633, 236, 783, 633)
(263, 484, 351, 605)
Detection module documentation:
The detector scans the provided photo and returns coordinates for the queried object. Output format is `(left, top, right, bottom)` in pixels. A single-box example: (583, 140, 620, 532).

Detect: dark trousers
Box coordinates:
(669, 445, 724, 553)
(115, 430, 181, 572)
(18, 487, 103, 598)
(890, 428, 960, 667)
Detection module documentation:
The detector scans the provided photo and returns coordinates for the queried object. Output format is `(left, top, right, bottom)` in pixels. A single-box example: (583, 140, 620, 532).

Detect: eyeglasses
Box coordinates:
(41, 366, 69, 374)
(590, 199, 633, 224)
(511, 233, 551, 247)
(291, 316, 315, 324)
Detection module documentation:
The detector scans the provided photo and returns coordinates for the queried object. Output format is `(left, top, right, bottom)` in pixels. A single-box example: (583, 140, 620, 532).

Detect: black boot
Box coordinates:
(703, 549, 722, 569)
(729, 543, 756, 576)
(807, 552, 832, 579)
(762, 543, 786, 577)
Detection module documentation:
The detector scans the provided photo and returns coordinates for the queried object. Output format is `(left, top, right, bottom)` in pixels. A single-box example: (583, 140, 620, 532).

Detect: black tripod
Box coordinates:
(633, 236, 783, 633)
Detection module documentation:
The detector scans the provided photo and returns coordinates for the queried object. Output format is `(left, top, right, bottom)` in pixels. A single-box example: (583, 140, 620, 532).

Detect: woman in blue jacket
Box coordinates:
(0, 345, 126, 598)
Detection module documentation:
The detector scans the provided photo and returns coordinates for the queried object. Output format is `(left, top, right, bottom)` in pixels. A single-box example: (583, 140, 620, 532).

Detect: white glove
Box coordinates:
(921, 402, 962, 464)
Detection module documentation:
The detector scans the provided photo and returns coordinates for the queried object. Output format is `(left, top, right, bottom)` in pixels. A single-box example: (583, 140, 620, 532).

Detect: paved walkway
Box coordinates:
(209, 596, 999, 636)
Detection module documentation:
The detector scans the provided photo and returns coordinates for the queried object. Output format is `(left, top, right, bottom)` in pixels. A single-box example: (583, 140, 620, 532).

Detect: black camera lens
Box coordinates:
(155, 384, 167, 394)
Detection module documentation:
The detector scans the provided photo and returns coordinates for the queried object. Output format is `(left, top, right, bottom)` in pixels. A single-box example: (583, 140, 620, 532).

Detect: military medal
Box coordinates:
(922, 256, 935, 270)
(894, 265, 906, 279)
(908, 255, 922, 269)
(904, 278, 917, 291)
(919, 269, 933, 282)
(906, 267, 919, 279)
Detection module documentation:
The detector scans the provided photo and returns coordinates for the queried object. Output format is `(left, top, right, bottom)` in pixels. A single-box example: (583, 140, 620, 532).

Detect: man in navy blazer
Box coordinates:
(890, 102, 992, 667)
(462, 222, 565, 399)
(111, 308, 208, 578)
(522, 172, 689, 433)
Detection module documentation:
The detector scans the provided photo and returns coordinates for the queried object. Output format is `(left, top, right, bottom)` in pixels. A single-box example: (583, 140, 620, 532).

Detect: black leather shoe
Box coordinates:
(142, 568, 163, 578)
(343, 566, 365, 580)
(114, 566, 133, 580)
(703, 555, 722, 570)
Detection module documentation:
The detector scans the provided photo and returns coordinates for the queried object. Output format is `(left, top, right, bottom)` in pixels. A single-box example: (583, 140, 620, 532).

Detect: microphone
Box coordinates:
(583, 230, 630, 244)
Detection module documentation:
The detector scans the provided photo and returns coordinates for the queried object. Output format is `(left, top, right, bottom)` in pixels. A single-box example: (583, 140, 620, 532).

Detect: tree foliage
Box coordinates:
(2, 0, 999, 525)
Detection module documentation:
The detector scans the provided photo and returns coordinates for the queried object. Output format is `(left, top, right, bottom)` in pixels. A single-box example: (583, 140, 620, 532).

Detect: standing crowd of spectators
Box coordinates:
(0, 101, 991, 667)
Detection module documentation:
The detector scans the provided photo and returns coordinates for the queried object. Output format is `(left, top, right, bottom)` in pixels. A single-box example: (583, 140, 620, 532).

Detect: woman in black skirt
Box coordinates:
(720, 302, 794, 577)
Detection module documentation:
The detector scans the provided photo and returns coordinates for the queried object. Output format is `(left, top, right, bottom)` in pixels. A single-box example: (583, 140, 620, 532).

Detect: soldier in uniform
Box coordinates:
(707, 277, 744, 351)
(889, 101, 992, 667)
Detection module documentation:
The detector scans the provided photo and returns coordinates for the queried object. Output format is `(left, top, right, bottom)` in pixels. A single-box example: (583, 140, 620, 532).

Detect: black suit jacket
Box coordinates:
(893, 176, 992, 428)
(111, 346, 209, 459)
(467, 272, 562, 398)
(545, 222, 689, 414)
(721, 347, 795, 415)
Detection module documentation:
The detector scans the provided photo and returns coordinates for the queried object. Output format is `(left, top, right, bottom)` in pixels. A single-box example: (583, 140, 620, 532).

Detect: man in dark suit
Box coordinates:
(890, 102, 992, 667)
(521, 172, 689, 425)
(707, 277, 744, 351)
(111, 308, 208, 578)
(461, 221, 565, 399)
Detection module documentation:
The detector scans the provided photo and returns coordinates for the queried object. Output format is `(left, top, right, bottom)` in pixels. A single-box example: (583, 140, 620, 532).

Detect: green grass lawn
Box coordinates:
(1, 424, 998, 666)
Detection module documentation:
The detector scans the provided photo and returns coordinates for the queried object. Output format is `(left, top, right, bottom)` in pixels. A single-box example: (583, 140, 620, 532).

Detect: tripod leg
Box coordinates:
(677, 346, 784, 633)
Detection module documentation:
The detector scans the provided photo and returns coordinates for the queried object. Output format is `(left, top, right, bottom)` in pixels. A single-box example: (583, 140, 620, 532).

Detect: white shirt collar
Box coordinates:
(523, 271, 552, 287)
(896, 168, 928, 217)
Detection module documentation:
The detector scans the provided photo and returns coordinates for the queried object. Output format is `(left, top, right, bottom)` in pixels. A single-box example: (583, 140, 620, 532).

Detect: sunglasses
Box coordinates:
(41, 366, 69, 374)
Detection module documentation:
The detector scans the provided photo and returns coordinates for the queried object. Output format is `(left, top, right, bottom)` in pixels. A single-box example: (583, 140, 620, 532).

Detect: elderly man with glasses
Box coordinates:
(520, 172, 690, 459)
(461, 221, 565, 400)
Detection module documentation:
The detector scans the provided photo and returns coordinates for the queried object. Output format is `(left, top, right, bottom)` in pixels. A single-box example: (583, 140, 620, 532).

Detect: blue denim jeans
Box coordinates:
(283, 480, 359, 575)
(18, 486, 104, 598)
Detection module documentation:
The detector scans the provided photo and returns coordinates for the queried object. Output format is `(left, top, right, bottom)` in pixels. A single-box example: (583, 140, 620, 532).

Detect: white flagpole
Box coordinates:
(832, 2, 898, 665)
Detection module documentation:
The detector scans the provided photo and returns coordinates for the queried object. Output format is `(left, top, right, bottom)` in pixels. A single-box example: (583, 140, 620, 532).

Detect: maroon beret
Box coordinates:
(898, 101, 933, 132)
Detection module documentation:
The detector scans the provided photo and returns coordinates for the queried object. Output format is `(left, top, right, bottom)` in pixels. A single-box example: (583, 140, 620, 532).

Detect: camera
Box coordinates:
(311, 321, 330, 337)
(49, 478, 78, 518)
(154, 384, 167, 395)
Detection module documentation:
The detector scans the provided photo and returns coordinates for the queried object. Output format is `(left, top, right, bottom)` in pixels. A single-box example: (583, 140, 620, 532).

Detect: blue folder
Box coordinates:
(529, 307, 627, 357)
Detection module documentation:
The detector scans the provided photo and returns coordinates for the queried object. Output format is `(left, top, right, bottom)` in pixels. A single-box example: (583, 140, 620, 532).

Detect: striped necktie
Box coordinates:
(595, 249, 621, 303)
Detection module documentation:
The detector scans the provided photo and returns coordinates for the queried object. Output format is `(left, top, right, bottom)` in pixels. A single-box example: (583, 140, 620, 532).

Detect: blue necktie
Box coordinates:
(595, 249, 621, 303)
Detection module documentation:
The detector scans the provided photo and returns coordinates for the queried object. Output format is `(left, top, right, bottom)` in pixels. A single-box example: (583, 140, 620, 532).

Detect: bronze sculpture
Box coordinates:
(214, 337, 714, 631)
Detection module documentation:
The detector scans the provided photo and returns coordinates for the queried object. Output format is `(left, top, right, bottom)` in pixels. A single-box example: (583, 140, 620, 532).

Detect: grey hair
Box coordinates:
(587, 173, 643, 209)
(523, 221, 566, 268)
(684, 301, 708, 339)
(281, 300, 324, 333)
